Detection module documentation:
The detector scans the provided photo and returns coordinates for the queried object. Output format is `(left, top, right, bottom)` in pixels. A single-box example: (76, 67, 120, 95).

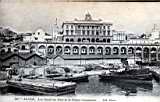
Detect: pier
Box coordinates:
(7, 78, 77, 96)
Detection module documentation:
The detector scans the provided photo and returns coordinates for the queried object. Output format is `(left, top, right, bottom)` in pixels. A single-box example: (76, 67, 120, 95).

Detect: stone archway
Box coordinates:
(47, 45, 54, 55)
(89, 46, 95, 55)
(143, 47, 149, 61)
(128, 47, 134, 55)
(64, 46, 71, 55)
(38, 45, 46, 55)
(150, 47, 157, 61)
(121, 47, 127, 55)
(81, 46, 87, 55)
(39, 45, 45, 49)
(105, 47, 111, 55)
(73, 46, 79, 55)
(113, 47, 119, 55)
(97, 46, 103, 55)
(56, 46, 63, 55)
(136, 47, 142, 58)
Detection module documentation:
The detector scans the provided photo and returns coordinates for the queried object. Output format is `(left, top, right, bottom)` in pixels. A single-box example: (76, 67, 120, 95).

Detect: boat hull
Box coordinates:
(99, 73, 153, 84)
(53, 75, 89, 82)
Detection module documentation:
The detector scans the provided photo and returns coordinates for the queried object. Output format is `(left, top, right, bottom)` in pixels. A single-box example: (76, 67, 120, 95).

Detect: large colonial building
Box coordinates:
(1, 13, 160, 65)
(62, 13, 113, 44)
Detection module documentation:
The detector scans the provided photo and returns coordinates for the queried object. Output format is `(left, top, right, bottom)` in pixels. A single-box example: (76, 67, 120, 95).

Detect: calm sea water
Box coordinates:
(1, 75, 160, 96)
(75, 76, 160, 96)
(1, 59, 160, 96)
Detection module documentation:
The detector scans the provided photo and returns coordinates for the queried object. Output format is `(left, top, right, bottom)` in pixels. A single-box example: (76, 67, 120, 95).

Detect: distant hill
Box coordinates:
(0, 27, 22, 42)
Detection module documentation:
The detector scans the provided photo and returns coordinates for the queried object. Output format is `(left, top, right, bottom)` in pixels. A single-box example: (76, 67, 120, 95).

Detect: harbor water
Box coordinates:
(1, 76, 160, 96)
(1, 59, 160, 96)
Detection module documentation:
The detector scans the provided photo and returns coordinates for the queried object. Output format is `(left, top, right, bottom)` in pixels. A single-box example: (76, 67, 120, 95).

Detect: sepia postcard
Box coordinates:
(0, 0, 160, 102)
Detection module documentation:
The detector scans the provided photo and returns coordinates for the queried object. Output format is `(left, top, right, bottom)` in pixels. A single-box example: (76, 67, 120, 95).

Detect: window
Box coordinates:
(66, 25, 69, 29)
(8, 48, 11, 53)
(92, 31, 94, 35)
(70, 38, 74, 42)
(107, 30, 110, 35)
(71, 25, 73, 29)
(103, 39, 106, 42)
(158, 54, 160, 60)
(21, 45, 25, 50)
(78, 38, 81, 42)
(96, 38, 99, 42)
(71, 30, 73, 35)
(35, 37, 38, 40)
(87, 38, 90, 42)
(96, 26, 98, 29)
(87, 30, 90, 35)
(91, 38, 95, 42)
(96, 31, 99, 35)
(82, 30, 85, 35)
(66, 30, 69, 35)
(66, 38, 69, 42)
(125, 36, 128, 40)
(103, 31, 106, 35)
(107, 39, 110, 43)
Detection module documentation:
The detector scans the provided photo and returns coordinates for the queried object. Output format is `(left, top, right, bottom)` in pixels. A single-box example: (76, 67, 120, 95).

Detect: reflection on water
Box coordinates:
(76, 76, 158, 96)
(1, 76, 160, 96)
(101, 79, 153, 96)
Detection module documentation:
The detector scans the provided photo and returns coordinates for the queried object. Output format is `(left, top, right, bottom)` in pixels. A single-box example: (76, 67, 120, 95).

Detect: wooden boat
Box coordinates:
(99, 68, 153, 84)
(45, 67, 63, 78)
(45, 73, 62, 78)
(52, 73, 89, 82)
(7, 78, 77, 96)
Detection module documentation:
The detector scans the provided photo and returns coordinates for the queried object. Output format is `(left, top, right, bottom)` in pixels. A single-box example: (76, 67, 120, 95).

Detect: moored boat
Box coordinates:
(45, 73, 62, 78)
(99, 68, 153, 84)
(52, 73, 89, 82)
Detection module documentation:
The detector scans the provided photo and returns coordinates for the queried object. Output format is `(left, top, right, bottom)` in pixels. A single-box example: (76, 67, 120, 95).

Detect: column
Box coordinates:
(79, 46, 81, 55)
(87, 46, 89, 55)
(70, 45, 73, 55)
(54, 45, 56, 55)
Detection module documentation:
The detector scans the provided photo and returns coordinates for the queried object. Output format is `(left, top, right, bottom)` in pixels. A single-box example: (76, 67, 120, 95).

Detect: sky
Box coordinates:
(1, 1, 160, 34)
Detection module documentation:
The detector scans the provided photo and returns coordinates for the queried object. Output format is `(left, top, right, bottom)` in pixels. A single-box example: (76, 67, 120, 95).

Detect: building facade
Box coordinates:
(1, 13, 160, 64)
